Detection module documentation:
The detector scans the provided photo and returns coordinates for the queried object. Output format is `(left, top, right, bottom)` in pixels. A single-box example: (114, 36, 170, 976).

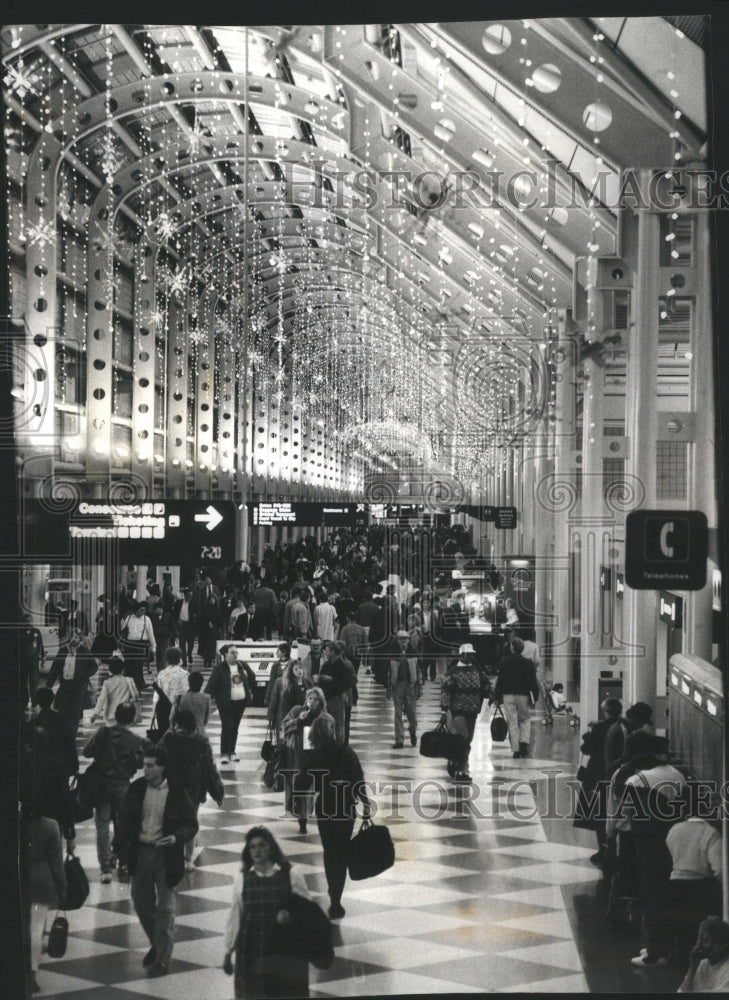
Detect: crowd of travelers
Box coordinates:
(19, 520, 725, 994)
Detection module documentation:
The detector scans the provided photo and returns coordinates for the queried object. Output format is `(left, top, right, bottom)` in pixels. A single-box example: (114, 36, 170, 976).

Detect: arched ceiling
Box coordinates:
(2, 20, 707, 480)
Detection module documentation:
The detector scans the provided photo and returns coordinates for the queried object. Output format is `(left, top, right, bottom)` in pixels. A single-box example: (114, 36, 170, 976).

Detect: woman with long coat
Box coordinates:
(303, 712, 372, 919)
(198, 594, 223, 668)
(223, 826, 310, 999)
(281, 686, 326, 833)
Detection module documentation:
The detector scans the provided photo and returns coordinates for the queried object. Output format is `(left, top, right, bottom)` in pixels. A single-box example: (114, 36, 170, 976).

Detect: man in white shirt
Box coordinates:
(666, 806, 723, 967)
(205, 645, 256, 764)
(174, 588, 196, 667)
(121, 602, 157, 691)
(114, 746, 198, 978)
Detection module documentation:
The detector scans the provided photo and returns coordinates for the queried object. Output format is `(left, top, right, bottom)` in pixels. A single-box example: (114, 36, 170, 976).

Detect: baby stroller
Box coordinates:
(542, 684, 580, 727)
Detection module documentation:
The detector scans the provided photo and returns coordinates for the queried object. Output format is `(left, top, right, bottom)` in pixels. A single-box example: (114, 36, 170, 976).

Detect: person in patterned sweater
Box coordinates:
(439, 643, 490, 783)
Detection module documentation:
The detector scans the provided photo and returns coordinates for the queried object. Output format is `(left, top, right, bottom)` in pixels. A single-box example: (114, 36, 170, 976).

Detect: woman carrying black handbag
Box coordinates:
(301, 712, 373, 920)
(19, 788, 67, 995)
(439, 643, 484, 783)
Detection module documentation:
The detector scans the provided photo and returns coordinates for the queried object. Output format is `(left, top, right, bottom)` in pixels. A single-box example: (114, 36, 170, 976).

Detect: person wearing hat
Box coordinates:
(120, 601, 156, 691)
(439, 643, 488, 781)
(386, 630, 422, 749)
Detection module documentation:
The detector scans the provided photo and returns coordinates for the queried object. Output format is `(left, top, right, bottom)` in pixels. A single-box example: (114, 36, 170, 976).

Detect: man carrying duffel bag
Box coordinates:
(439, 643, 484, 783)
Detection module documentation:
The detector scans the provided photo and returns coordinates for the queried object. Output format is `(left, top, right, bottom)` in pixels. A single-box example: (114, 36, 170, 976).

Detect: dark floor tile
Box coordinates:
(44, 952, 203, 985)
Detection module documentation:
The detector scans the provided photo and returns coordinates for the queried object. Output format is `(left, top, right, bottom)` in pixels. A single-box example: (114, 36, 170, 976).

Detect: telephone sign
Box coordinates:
(625, 510, 708, 590)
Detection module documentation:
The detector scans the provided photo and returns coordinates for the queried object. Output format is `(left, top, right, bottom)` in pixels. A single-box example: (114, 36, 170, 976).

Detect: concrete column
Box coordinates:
(85, 196, 115, 481)
(686, 211, 716, 661)
(166, 297, 187, 493)
(217, 314, 235, 495)
(24, 132, 61, 485)
(534, 421, 551, 658)
(127, 244, 156, 492)
(135, 565, 147, 603)
(551, 330, 577, 689)
(578, 362, 606, 721)
(193, 292, 216, 496)
(624, 204, 660, 707)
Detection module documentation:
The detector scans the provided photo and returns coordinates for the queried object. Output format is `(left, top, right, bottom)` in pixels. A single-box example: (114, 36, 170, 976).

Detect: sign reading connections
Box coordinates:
(625, 510, 708, 590)
(22, 499, 236, 564)
(247, 502, 358, 527)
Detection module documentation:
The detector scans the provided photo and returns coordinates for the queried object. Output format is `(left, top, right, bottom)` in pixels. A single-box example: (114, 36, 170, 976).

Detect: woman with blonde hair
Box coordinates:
(267, 660, 311, 741)
(281, 686, 326, 833)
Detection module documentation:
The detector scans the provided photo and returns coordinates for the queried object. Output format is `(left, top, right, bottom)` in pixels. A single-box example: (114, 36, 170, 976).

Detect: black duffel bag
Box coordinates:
(490, 705, 509, 742)
(347, 817, 395, 881)
(63, 854, 89, 910)
(419, 722, 465, 759)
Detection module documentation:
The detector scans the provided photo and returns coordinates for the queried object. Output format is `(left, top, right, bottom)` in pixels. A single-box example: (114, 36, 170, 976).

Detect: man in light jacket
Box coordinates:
(386, 630, 422, 749)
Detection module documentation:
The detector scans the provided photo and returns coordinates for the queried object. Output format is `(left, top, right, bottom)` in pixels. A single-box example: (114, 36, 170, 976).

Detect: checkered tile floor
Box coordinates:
(33, 663, 660, 996)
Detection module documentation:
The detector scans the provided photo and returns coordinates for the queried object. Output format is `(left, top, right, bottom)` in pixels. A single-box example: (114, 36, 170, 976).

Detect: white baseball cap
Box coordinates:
(458, 643, 476, 655)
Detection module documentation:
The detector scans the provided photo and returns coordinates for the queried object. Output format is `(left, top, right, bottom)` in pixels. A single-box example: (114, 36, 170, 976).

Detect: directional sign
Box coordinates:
(625, 510, 708, 590)
(247, 501, 357, 527)
(21, 499, 236, 565)
(495, 507, 517, 529)
(195, 505, 224, 532)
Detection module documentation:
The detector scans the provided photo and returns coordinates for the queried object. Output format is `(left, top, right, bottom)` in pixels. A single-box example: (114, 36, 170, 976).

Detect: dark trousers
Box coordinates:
(421, 655, 436, 681)
(317, 817, 355, 907)
(122, 641, 150, 689)
(635, 831, 672, 958)
(176, 622, 195, 665)
(666, 878, 722, 965)
(131, 844, 177, 964)
(219, 700, 247, 755)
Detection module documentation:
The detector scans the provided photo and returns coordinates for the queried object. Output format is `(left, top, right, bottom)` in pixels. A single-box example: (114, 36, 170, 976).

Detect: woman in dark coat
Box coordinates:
(303, 712, 372, 918)
(280, 685, 325, 833)
(198, 594, 223, 668)
(223, 826, 311, 999)
(574, 697, 623, 865)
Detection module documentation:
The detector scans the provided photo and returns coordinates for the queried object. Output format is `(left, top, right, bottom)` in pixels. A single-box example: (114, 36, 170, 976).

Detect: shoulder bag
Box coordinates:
(44, 911, 69, 958)
(123, 677, 143, 725)
(146, 705, 163, 744)
(347, 815, 395, 881)
(63, 853, 89, 910)
(261, 721, 275, 762)
(419, 721, 465, 759)
(490, 705, 509, 742)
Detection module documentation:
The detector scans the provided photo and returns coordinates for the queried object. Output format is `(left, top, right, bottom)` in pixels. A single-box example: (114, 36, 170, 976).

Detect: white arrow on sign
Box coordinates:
(195, 505, 224, 532)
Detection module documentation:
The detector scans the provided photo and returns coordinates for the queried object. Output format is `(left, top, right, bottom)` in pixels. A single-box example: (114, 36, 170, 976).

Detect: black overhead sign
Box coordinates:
(21, 499, 236, 564)
(461, 505, 518, 527)
(625, 510, 708, 590)
(495, 507, 517, 529)
(247, 501, 358, 527)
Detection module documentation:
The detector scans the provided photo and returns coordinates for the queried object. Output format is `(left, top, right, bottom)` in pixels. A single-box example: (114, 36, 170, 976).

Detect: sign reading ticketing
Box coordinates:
(21, 499, 235, 564)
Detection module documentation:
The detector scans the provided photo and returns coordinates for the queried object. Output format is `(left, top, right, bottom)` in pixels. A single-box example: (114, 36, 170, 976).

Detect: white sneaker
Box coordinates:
(100, 872, 113, 884)
(230, 754, 240, 763)
(220, 756, 230, 765)
(630, 954, 667, 967)
(184, 861, 196, 872)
